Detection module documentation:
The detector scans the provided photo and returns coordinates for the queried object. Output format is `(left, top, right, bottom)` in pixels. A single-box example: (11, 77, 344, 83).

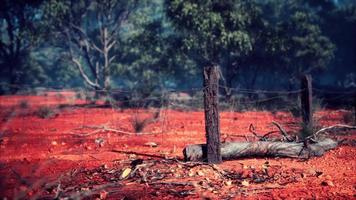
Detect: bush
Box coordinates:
(18, 100, 30, 109)
(103, 96, 118, 108)
(130, 110, 160, 133)
(35, 106, 56, 119)
(131, 116, 150, 133)
(75, 90, 86, 99)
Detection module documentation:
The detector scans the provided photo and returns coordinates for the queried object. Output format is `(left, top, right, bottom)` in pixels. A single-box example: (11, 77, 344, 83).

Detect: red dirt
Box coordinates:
(0, 92, 355, 199)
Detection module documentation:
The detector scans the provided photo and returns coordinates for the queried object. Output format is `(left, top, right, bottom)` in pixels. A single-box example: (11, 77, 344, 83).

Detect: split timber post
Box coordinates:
(203, 65, 222, 164)
(300, 74, 313, 138)
(353, 92, 356, 125)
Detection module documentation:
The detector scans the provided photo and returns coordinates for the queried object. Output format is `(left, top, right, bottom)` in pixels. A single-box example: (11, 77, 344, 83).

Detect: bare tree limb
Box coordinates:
(248, 124, 279, 141)
(107, 40, 116, 51)
(314, 124, 356, 136)
(71, 57, 100, 89)
(272, 121, 293, 142)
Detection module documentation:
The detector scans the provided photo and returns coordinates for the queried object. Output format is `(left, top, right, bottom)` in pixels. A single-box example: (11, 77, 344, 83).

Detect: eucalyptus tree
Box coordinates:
(0, 0, 44, 93)
(44, 0, 140, 92)
(165, 0, 253, 71)
(166, 0, 257, 163)
(260, 0, 335, 88)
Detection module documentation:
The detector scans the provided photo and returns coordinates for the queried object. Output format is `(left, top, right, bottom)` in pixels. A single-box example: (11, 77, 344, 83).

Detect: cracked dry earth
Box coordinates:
(0, 91, 355, 199)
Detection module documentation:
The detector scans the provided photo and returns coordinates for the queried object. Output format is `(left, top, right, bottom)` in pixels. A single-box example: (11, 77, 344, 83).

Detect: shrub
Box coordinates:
(312, 97, 325, 113)
(131, 110, 160, 133)
(131, 116, 149, 133)
(36, 106, 56, 119)
(75, 90, 86, 99)
(18, 100, 30, 109)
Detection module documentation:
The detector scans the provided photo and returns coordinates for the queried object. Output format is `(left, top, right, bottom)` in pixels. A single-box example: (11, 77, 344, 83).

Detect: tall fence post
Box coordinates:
(203, 65, 222, 164)
(300, 74, 313, 137)
(354, 92, 356, 125)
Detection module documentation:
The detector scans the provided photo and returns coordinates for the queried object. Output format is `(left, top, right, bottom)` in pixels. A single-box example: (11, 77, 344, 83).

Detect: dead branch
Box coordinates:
(70, 125, 157, 137)
(248, 124, 261, 139)
(149, 181, 194, 187)
(183, 138, 338, 161)
(272, 121, 293, 142)
(314, 124, 356, 136)
(248, 124, 280, 141)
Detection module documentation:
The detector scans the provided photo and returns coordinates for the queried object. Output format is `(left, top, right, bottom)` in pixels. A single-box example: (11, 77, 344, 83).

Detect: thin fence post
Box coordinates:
(203, 65, 222, 164)
(300, 74, 313, 137)
(354, 92, 356, 125)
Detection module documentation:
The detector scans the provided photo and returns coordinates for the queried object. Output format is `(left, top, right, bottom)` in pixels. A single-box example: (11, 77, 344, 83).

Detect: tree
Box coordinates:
(166, 0, 257, 163)
(165, 0, 253, 69)
(44, 0, 139, 92)
(0, 0, 44, 93)
(312, 1, 356, 86)
(264, 0, 335, 88)
(219, 0, 336, 91)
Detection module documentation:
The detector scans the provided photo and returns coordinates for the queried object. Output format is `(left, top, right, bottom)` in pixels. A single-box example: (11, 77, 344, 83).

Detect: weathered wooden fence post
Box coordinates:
(203, 65, 222, 164)
(353, 92, 356, 125)
(300, 74, 313, 138)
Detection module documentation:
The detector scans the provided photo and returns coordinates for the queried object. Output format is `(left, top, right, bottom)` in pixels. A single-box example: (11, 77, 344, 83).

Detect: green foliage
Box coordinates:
(0, 0, 46, 93)
(0, 0, 353, 100)
(281, 11, 335, 75)
(166, 0, 253, 66)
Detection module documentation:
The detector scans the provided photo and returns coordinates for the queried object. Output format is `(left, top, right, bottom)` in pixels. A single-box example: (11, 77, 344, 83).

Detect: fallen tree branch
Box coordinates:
(183, 138, 338, 161)
(149, 181, 194, 187)
(249, 123, 290, 142)
(70, 125, 155, 137)
(271, 121, 293, 142)
(314, 124, 356, 136)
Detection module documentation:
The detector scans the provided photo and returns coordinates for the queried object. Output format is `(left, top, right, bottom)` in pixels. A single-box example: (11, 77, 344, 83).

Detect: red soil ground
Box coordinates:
(0, 91, 355, 199)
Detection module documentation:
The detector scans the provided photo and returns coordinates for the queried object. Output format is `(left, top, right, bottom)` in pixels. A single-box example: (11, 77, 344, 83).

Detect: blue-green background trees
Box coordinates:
(0, 0, 355, 94)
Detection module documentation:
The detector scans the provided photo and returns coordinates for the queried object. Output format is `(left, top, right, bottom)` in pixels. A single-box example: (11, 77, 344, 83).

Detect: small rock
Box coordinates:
(81, 187, 90, 191)
(321, 180, 334, 187)
(241, 180, 249, 187)
(99, 190, 108, 199)
(120, 168, 132, 179)
(224, 180, 232, 186)
(144, 142, 158, 147)
(188, 170, 195, 177)
(323, 175, 332, 180)
(197, 170, 204, 176)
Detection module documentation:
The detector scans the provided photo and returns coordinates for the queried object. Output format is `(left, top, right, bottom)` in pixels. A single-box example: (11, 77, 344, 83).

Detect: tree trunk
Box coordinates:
(183, 138, 338, 161)
(103, 27, 111, 92)
(203, 65, 222, 164)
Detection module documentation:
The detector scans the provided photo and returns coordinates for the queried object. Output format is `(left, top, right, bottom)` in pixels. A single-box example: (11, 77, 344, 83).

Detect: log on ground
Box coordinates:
(183, 138, 338, 161)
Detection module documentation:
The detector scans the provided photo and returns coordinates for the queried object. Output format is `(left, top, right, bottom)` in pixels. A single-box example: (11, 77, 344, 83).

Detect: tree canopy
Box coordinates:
(0, 0, 355, 94)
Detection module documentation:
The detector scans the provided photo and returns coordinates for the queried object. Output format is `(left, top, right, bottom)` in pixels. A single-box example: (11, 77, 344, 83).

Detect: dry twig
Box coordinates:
(271, 121, 293, 142)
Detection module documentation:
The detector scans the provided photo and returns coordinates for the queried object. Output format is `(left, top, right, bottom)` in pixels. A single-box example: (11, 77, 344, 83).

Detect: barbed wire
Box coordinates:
(1, 82, 355, 96)
(312, 87, 356, 94)
(219, 85, 304, 94)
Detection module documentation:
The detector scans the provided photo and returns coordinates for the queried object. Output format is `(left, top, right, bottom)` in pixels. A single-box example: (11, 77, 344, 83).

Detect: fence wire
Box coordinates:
(0, 84, 355, 142)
